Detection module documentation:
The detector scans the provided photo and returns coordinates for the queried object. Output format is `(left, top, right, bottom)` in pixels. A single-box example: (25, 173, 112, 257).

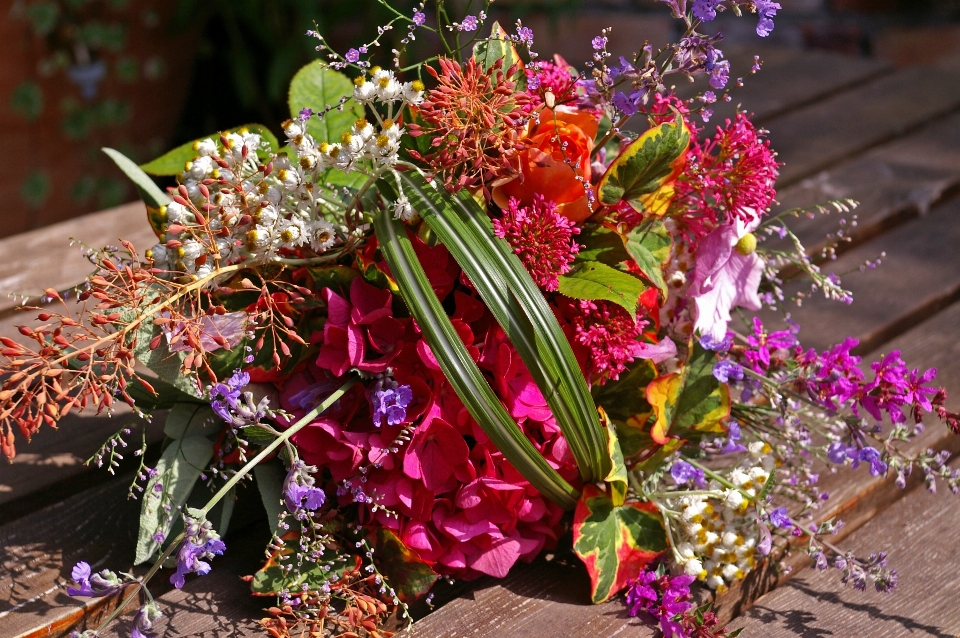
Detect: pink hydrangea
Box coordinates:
(315, 277, 405, 376)
(492, 195, 580, 292)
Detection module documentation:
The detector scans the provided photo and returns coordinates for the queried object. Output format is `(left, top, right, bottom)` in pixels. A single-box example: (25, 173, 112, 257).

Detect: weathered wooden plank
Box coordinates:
(767, 66, 960, 187)
(760, 195, 960, 354)
(0, 201, 157, 316)
(0, 480, 141, 638)
(697, 47, 889, 125)
(0, 409, 164, 523)
(773, 110, 960, 257)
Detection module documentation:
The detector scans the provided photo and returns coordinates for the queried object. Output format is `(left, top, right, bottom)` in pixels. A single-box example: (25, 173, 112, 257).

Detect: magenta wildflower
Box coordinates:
(625, 567, 695, 638)
(744, 317, 796, 371)
(493, 195, 580, 292)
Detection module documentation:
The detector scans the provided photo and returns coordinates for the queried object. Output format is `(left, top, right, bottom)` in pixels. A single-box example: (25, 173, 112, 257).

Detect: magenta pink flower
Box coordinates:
(492, 195, 580, 292)
(559, 298, 648, 384)
(315, 277, 404, 376)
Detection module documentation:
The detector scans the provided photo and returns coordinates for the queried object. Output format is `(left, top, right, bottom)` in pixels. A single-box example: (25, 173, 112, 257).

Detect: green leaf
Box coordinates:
(557, 261, 646, 319)
(601, 411, 628, 507)
(381, 171, 608, 486)
(576, 225, 630, 267)
(572, 484, 667, 603)
(251, 532, 360, 595)
(163, 404, 221, 439)
(373, 528, 439, 602)
(624, 219, 673, 299)
(472, 22, 526, 90)
(135, 408, 217, 563)
(126, 373, 200, 411)
(254, 459, 285, 536)
(593, 360, 658, 423)
(241, 424, 279, 447)
(597, 118, 689, 208)
(139, 124, 279, 176)
(102, 147, 170, 208)
(373, 207, 579, 510)
(648, 341, 730, 445)
(288, 63, 364, 143)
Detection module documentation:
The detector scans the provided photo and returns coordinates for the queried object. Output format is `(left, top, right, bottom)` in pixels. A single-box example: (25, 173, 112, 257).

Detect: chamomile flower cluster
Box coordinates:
(352, 66, 425, 111)
(144, 128, 345, 277)
(664, 442, 776, 592)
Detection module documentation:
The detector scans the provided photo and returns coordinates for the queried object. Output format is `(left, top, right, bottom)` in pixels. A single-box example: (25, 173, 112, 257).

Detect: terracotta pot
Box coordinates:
(0, 1, 197, 238)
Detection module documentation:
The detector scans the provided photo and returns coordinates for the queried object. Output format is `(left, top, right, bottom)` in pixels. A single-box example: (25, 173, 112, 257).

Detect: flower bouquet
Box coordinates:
(4, 1, 959, 637)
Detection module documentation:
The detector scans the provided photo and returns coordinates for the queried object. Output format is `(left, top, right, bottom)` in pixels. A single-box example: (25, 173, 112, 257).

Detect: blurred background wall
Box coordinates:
(2, 0, 958, 239)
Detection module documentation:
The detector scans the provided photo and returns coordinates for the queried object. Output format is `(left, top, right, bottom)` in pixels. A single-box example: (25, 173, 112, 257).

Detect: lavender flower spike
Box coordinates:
(170, 511, 226, 589)
(66, 561, 126, 598)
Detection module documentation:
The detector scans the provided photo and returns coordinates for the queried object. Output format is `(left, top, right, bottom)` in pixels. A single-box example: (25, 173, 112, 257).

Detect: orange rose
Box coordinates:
(492, 107, 599, 223)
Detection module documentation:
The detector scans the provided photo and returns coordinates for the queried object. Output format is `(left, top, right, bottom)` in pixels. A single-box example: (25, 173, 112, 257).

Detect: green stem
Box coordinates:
(201, 377, 357, 516)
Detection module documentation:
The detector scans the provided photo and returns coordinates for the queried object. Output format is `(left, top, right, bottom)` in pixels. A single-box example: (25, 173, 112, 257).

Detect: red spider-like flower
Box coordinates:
(492, 195, 580, 292)
(409, 57, 533, 192)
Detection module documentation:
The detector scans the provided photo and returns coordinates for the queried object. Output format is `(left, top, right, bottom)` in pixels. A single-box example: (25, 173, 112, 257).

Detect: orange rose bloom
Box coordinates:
(492, 107, 599, 223)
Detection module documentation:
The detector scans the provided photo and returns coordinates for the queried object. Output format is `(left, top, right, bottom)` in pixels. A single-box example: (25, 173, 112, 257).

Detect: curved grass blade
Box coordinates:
(373, 208, 579, 510)
(384, 172, 609, 483)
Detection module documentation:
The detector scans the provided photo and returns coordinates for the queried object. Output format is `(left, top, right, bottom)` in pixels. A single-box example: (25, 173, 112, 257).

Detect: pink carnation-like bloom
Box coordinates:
(492, 195, 580, 292)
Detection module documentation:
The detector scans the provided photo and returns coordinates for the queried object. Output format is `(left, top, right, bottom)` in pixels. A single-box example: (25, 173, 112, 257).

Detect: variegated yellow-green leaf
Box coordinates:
(600, 408, 628, 506)
(597, 117, 690, 212)
(573, 484, 667, 604)
(557, 260, 646, 319)
(647, 342, 730, 444)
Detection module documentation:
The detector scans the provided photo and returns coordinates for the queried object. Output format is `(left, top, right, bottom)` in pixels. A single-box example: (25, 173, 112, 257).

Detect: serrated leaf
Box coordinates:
(288, 63, 364, 143)
(472, 21, 525, 90)
(102, 147, 170, 209)
(576, 225, 631, 267)
(572, 484, 667, 603)
(647, 342, 730, 445)
(254, 459, 285, 536)
(373, 528, 439, 602)
(251, 531, 360, 595)
(558, 261, 646, 319)
(139, 124, 279, 176)
(625, 219, 673, 299)
(597, 118, 689, 211)
(241, 424, 279, 447)
(136, 427, 215, 564)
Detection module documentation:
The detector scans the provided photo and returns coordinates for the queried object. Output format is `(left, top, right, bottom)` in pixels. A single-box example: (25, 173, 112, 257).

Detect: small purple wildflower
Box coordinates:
(701, 108, 714, 123)
(345, 48, 360, 63)
(460, 15, 478, 31)
(170, 514, 226, 589)
(625, 567, 695, 638)
(755, 0, 781, 37)
(66, 561, 125, 598)
(700, 332, 732, 353)
(670, 460, 706, 487)
(692, 0, 721, 22)
(613, 91, 639, 116)
(768, 507, 792, 528)
(131, 602, 162, 638)
(283, 460, 326, 514)
(298, 107, 313, 123)
(712, 359, 743, 383)
(721, 420, 747, 454)
(592, 36, 608, 51)
(413, 10, 426, 26)
(372, 383, 413, 426)
(516, 25, 534, 46)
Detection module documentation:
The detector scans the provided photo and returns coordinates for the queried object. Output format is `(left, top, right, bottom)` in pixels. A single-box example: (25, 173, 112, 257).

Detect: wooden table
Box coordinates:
(3, 46, 960, 637)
